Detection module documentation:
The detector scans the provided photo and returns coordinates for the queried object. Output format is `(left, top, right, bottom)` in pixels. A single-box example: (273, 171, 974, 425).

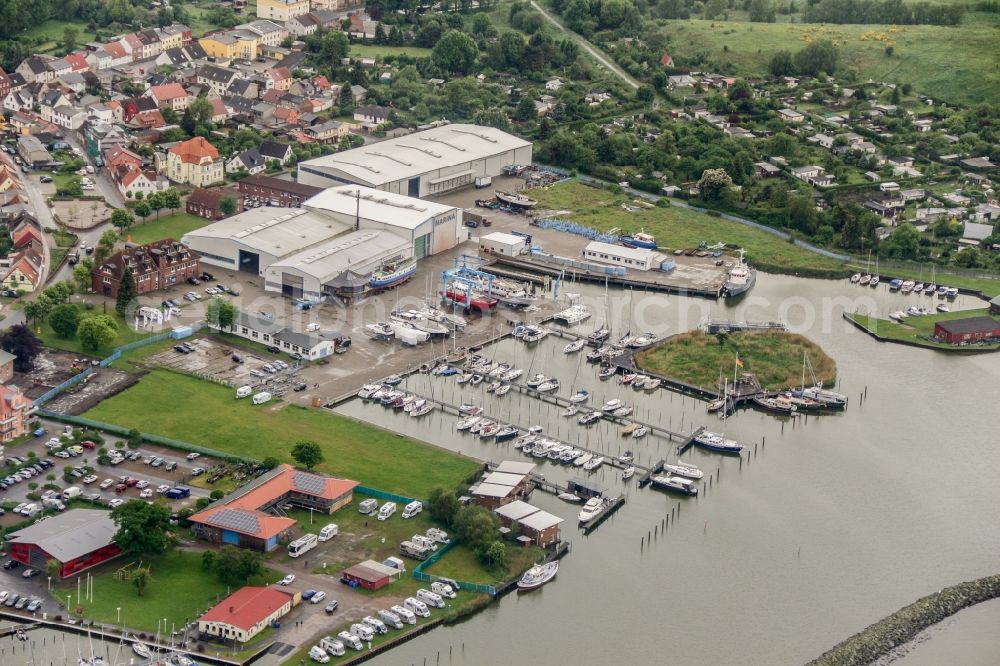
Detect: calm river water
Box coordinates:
(335, 273, 1000, 666)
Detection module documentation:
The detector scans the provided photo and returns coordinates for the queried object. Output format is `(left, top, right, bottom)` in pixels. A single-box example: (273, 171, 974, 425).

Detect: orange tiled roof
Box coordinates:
(168, 136, 219, 164)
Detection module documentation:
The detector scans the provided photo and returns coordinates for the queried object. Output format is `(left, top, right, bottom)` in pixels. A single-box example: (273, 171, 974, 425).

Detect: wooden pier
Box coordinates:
(676, 426, 707, 456)
(637, 460, 665, 488)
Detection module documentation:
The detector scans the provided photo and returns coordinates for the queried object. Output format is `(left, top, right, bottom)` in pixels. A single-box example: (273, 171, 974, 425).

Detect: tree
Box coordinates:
(515, 96, 537, 122)
(471, 13, 494, 36)
(111, 500, 172, 557)
(786, 194, 818, 234)
(116, 267, 137, 317)
(23, 298, 52, 324)
(95, 229, 118, 264)
(749, 0, 776, 22)
(61, 26, 79, 54)
(147, 192, 166, 218)
(207, 296, 237, 330)
(881, 223, 920, 260)
(482, 540, 506, 568)
(452, 505, 499, 552)
(211, 545, 264, 586)
(1, 325, 41, 371)
(45, 557, 62, 581)
(130, 565, 152, 597)
(427, 487, 461, 526)
(162, 189, 181, 212)
(77, 315, 118, 352)
(219, 196, 237, 217)
(261, 456, 280, 471)
(181, 96, 215, 134)
(636, 84, 655, 103)
(201, 550, 216, 570)
(794, 40, 839, 76)
(769, 50, 796, 77)
(291, 440, 324, 470)
(73, 257, 94, 293)
(134, 201, 151, 220)
(432, 30, 478, 75)
(472, 107, 512, 132)
(703, 0, 728, 18)
(697, 168, 734, 202)
(126, 428, 142, 448)
(48, 304, 80, 338)
(111, 208, 134, 232)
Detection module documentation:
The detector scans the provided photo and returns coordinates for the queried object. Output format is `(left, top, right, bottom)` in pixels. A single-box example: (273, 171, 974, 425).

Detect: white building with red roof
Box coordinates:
(165, 136, 222, 187)
(198, 586, 295, 642)
(146, 83, 190, 111)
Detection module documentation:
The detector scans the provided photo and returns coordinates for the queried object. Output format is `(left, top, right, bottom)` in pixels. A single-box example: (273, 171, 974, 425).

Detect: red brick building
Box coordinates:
(237, 174, 322, 207)
(933, 316, 1000, 344)
(186, 187, 244, 220)
(92, 239, 200, 298)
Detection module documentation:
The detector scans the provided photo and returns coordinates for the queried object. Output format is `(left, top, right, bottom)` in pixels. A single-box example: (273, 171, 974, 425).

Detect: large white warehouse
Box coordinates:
(181, 184, 463, 300)
(296, 124, 533, 197)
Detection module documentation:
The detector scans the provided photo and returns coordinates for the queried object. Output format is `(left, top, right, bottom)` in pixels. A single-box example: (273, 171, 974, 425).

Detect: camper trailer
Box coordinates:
(399, 540, 430, 561)
(349, 623, 374, 642)
(252, 391, 272, 405)
(319, 637, 345, 657)
(431, 581, 457, 599)
(378, 609, 403, 629)
(358, 498, 379, 514)
(416, 589, 445, 608)
(236, 386, 252, 399)
(377, 502, 396, 521)
(401, 500, 423, 518)
(318, 523, 338, 541)
(404, 597, 430, 618)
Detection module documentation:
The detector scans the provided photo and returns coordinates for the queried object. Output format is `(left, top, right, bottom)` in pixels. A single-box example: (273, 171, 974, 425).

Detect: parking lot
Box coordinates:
(0, 419, 217, 514)
(148, 338, 308, 398)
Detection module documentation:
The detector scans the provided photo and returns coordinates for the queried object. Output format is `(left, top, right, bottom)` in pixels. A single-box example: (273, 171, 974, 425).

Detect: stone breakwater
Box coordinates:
(806, 574, 1000, 666)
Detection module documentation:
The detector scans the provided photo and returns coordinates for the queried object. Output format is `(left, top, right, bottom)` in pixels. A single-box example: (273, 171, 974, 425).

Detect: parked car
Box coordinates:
(324, 600, 339, 614)
(135, 480, 149, 489)
(186, 452, 201, 460)
(3, 560, 19, 570)
(99, 478, 114, 489)
(82, 475, 98, 485)
(108, 498, 125, 508)
(187, 277, 201, 285)
(139, 489, 153, 499)
(279, 574, 295, 586)
(115, 484, 127, 493)
(191, 467, 205, 476)
(21, 568, 39, 579)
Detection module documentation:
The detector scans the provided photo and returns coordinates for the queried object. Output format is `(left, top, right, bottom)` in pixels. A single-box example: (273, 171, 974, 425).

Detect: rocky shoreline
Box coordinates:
(807, 574, 1000, 666)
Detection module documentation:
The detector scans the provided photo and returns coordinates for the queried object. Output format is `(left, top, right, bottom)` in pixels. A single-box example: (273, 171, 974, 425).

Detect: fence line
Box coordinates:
(412, 541, 498, 596)
(355, 485, 417, 505)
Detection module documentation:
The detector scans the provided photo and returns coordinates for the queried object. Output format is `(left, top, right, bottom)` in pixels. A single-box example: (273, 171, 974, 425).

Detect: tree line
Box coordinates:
(802, 0, 964, 25)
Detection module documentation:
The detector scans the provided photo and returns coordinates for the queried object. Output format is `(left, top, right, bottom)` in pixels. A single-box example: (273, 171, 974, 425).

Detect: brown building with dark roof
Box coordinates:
(92, 239, 200, 298)
(186, 187, 244, 220)
(237, 174, 322, 208)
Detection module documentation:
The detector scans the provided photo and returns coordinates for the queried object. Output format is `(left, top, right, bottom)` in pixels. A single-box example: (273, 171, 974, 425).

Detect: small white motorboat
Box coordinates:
(583, 456, 604, 471)
(602, 398, 623, 412)
(936, 303, 950, 313)
(612, 406, 633, 418)
(536, 379, 560, 393)
(495, 383, 512, 396)
(557, 492, 583, 502)
(563, 339, 586, 353)
(618, 451, 634, 464)
(622, 466, 635, 480)
(456, 415, 481, 431)
(578, 497, 604, 522)
(459, 404, 482, 415)
(561, 405, 578, 417)
(514, 434, 537, 449)
(569, 390, 590, 403)
(632, 425, 650, 439)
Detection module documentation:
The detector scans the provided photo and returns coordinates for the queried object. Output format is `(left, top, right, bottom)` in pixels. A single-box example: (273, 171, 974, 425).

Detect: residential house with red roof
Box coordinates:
(120, 34, 144, 62)
(113, 163, 160, 199)
(190, 464, 357, 552)
(146, 83, 190, 112)
(1, 248, 42, 292)
(103, 145, 143, 173)
(64, 53, 90, 73)
(102, 42, 130, 68)
(198, 586, 295, 643)
(11, 223, 42, 250)
(165, 136, 222, 187)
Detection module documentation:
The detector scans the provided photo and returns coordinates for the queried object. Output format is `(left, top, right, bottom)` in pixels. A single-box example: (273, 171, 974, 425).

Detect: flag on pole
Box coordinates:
(735, 354, 744, 368)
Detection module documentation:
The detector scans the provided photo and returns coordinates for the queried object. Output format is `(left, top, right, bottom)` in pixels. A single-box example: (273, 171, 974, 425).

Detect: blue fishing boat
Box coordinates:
(888, 278, 903, 291)
(621, 231, 657, 250)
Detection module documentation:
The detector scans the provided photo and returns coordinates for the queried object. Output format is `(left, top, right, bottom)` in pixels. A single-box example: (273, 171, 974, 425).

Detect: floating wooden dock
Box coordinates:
(637, 460, 665, 488)
(676, 426, 707, 456)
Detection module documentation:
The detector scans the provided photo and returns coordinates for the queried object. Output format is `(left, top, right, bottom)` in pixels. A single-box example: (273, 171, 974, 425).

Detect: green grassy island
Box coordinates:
(636, 330, 837, 391)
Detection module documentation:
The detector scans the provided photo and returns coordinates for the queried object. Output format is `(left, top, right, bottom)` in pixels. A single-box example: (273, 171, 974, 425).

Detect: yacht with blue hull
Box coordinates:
(693, 431, 745, 455)
(370, 260, 417, 289)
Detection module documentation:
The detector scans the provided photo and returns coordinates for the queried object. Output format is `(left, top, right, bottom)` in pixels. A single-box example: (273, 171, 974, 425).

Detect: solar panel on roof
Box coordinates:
(293, 471, 325, 495)
(206, 509, 261, 534)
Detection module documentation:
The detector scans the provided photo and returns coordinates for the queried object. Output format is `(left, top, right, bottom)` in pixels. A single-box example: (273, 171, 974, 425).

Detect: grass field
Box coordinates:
(35, 305, 157, 356)
(532, 181, 848, 274)
(85, 370, 480, 497)
(665, 19, 999, 106)
(349, 44, 434, 59)
(24, 20, 98, 54)
(423, 542, 543, 586)
(51, 549, 276, 633)
(128, 212, 213, 245)
(846, 307, 1000, 350)
(636, 330, 837, 390)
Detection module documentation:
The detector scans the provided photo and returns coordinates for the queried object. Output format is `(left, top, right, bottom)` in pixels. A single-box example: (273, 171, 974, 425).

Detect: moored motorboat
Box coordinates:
(494, 426, 518, 441)
(621, 422, 637, 436)
(516, 561, 558, 592)
(457, 415, 482, 431)
(569, 390, 590, 403)
(859, 274, 871, 285)
(526, 373, 547, 388)
(598, 365, 616, 379)
(752, 394, 798, 416)
(612, 406, 633, 418)
(578, 497, 604, 522)
(132, 642, 153, 659)
(622, 466, 636, 480)
(558, 492, 583, 502)
(724, 249, 756, 298)
(793, 384, 847, 408)
(563, 339, 586, 353)
(573, 453, 593, 467)
(870, 276, 880, 287)
(495, 383, 512, 396)
(536, 379, 560, 393)
(632, 425, 650, 439)
(850, 273, 861, 283)
(513, 433, 536, 449)
(561, 405, 578, 417)
(936, 303, 950, 312)
(706, 397, 726, 412)
(583, 456, 604, 471)
(651, 474, 699, 496)
(618, 451, 634, 464)
(459, 404, 482, 415)
(578, 411, 602, 425)
(643, 378, 662, 391)
(587, 327, 611, 346)
(663, 460, 704, 480)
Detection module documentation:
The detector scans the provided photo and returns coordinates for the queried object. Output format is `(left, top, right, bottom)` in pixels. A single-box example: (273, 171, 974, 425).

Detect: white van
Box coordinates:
(62, 486, 82, 499)
(362, 616, 388, 635)
(235, 386, 252, 399)
(377, 502, 396, 521)
(337, 631, 362, 651)
(349, 623, 374, 642)
(402, 500, 422, 518)
(404, 597, 430, 618)
(358, 498, 378, 514)
(308, 645, 330, 663)
(252, 392, 272, 405)
(378, 609, 403, 629)
(411, 535, 437, 552)
(319, 637, 345, 657)
(390, 605, 417, 625)
(318, 523, 338, 541)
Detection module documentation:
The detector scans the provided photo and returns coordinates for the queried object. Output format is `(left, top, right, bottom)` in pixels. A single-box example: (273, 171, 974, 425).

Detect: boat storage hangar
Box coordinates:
(181, 185, 462, 299)
(295, 123, 533, 197)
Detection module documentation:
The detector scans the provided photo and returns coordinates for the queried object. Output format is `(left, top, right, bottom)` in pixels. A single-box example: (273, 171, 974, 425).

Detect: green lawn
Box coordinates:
(846, 308, 1000, 350)
(35, 305, 158, 356)
(349, 44, 434, 59)
(128, 212, 213, 245)
(24, 20, 98, 53)
(636, 330, 837, 390)
(51, 549, 276, 633)
(85, 370, 480, 497)
(533, 180, 848, 275)
(665, 19, 1000, 106)
(423, 542, 543, 586)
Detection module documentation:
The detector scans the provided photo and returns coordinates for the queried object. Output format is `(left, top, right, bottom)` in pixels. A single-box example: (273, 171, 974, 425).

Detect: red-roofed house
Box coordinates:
(11, 224, 42, 250)
(209, 98, 230, 123)
(1, 249, 42, 292)
(103, 42, 130, 68)
(113, 163, 159, 199)
(198, 586, 295, 643)
(659, 53, 674, 67)
(166, 136, 222, 187)
(133, 109, 166, 129)
(313, 75, 330, 91)
(103, 145, 143, 172)
(270, 106, 299, 127)
(120, 34, 144, 62)
(190, 464, 358, 552)
(267, 67, 291, 91)
(146, 83, 190, 111)
(64, 53, 90, 73)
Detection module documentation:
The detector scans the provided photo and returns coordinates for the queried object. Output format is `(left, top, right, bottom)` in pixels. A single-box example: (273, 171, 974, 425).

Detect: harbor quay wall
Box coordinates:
(806, 573, 1000, 666)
